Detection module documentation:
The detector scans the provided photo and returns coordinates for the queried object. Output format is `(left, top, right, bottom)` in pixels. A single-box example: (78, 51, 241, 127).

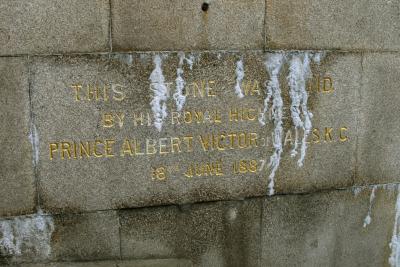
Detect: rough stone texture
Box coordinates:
(20, 259, 192, 267)
(120, 206, 182, 259)
(30, 52, 360, 212)
(274, 53, 360, 194)
(265, 0, 400, 51)
(111, 0, 264, 51)
(261, 185, 399, 267)
(118, 259, 193, 267)
(0, 0, 110, 55)
(357, 53, 400, 186)
(0, 57, 36, 217)
(20, 261, 116, 267)
(120, 199, 261, 267)
(50, 211, 120, 262)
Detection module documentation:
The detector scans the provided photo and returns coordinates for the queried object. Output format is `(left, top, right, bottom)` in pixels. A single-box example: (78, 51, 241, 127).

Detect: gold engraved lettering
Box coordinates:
(229, 107, 257, 122)
(49, 143, 58, 160)
(171, 137, 182, 153)
(112, 84, 126, 101)
(323, 77, 334, 93)
(79, 142, 91, 158)
(184, 111, 192, 123)
(312, 128, 321, 144)
(233, 159, 258, 174)
(183, 136, 194, 152)
(243, 80, 261, 96)
(284, 130, 293, 146)
(146, 139, 157, 155)
(71, 84, 82, 101)
(61, 142, 71, 159)
(159, 138, 168, 154)
(207, 81, 216, 96)
(152, 166, 167, 180)
(171, 112, 180, 125)
(105, 139, 115, 157)
(103, 113, 114, 128)
(102, 112, 125, 128)
(187, 80, 217, 98)
(94, 140, 103, 157)
(340, 127, 348, 142)
(324, 127, 333, 142)
(184, 159, 223, 178)
(121, 139, 133, 156)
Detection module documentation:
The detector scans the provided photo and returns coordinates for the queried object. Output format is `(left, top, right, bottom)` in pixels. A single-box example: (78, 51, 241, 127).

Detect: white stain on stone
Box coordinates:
(186, 54, 195, 70)
(150, 54, 169, 131)
(0, 211, 54, 259)
(173, 52, 187, 111)
(114, 53, 133, 65)
(363, 185, 377, 227)
(234, 58, 245, 98)
(28, 124, 39, 166)
(287, 52, 313, 167)
(262, 53, 285, 196)
(227, 207, 238, 222)
(390, 185, 400, 267)
(312, 52, 325, 65)
(352, 186, 363, 196)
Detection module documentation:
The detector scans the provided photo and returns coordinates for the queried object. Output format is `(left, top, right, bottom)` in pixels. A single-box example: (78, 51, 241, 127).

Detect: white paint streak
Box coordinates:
(312, 52, 325, 65)
(390, 185, 400, 267)
(29, 124, 39, 166)
(234, 59, 244, 98)
(0, 211, 54, 259)
(173, 52, 187, 111)
(186, 54, 195, 70)
(363, 185, 377, 227)
(263, 53, 285, 196)
(287, 52, 313, 167)
(352, 186, 363, 196)
(150, 55, 169, 131)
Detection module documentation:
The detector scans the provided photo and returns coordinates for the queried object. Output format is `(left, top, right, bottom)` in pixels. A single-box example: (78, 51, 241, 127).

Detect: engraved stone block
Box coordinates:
(31, 52, 359, 212)
(0, 0, 109, 55)
(111, 0, 265, 51)
(265, 0, 400, 51)
(0, 57, 36, 217)
(357, 53, 400, 185)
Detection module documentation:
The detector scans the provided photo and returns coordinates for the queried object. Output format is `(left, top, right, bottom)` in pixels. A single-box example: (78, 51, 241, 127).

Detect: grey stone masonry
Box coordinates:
(29, 51, 359, 213)
(0, 57, 36, 217)
(0, 0, 110, 55)
(111, 0, 265, 51)
(357, 53, 400, 186)
(265, 0, 400, 51)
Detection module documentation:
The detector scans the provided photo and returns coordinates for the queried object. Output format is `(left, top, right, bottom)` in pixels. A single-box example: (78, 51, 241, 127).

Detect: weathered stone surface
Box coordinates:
(120, 199, 261, 266)
(265, 0, 400, 51)
(357, 53, 400, 186)
(20, 259, 192, 267)
(261, 185, 399, 266)
(31, 52, 359, 212)
(120, 205, 182, 259)
(118, 259, 193, 267)
(274, 53, 360, 194)
(111, 0, 264, 51)
(0, 57, 36, 217)
(20, 261, 116, 267)
(50, 211, 120, 262)
(0, 0, 109, 55)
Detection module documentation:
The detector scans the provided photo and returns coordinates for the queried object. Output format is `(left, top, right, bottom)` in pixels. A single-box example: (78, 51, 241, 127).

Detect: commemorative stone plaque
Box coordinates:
(31, 52, 357, 213)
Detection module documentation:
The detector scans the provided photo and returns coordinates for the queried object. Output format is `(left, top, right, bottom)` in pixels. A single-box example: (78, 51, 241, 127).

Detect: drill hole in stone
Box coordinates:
(201, 2, 209, 12)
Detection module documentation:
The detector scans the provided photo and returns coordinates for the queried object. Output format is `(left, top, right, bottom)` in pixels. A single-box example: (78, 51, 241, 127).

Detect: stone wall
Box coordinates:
(0, 0, 399, 266)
